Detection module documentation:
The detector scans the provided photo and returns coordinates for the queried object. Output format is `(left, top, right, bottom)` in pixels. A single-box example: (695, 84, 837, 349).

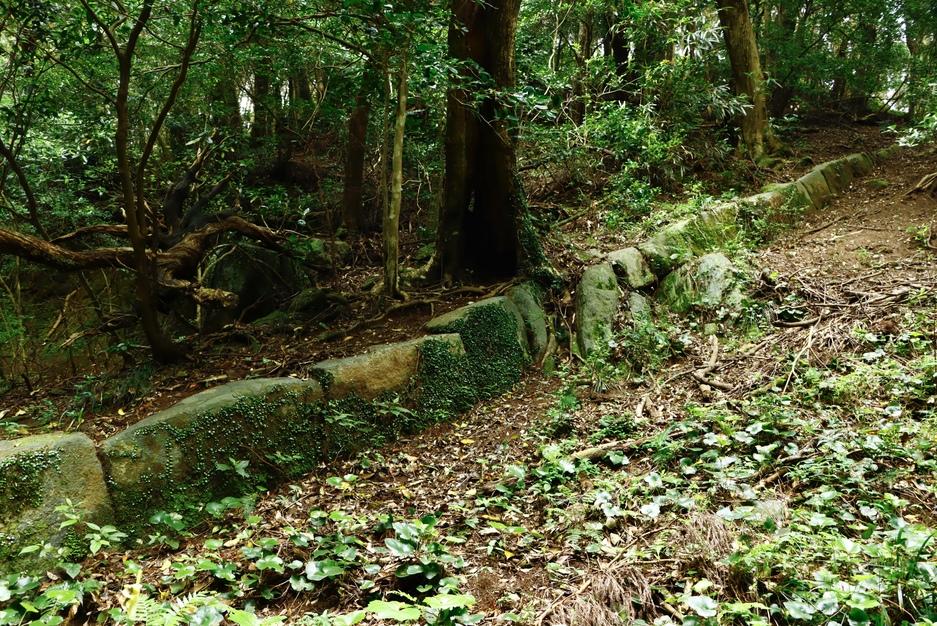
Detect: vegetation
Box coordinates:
(0, 0, 936, 624)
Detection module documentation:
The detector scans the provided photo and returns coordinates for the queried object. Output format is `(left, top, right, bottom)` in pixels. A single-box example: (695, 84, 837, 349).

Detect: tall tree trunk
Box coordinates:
(436, 0, 531, 283)
(251, 67, 274, 141)
(342, 68, 374, 232)
(716, 0, 777, 159)
(570, 15, 593, 125)
(384, 56, 408, 300)
(116, 50, 182, 363)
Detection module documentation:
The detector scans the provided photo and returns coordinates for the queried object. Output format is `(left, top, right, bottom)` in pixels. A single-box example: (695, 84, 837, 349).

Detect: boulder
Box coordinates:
(796, 167, 833, 210)
(312, 335, 465, 401)
(1, 432, 112, 573)
(607, 247, 655, 289)
(658, 253, 746, 314)
(100, 378, 323, 528)
(575, 262, 621, 357)
(506, 283, 550, 363)
(201, 243, 309, 332)
(638, 203, 738, 276)
(625, 291, 651, 323)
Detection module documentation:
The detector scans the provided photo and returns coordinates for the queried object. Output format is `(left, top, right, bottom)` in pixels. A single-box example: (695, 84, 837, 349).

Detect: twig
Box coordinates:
(782, 322, 816, 393)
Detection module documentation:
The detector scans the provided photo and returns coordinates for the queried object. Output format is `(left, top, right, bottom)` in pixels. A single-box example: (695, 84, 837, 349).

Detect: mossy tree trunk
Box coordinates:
(436, 0, 531, 283)
(716, 0, 778, 160)
(570, 14, 593, 125)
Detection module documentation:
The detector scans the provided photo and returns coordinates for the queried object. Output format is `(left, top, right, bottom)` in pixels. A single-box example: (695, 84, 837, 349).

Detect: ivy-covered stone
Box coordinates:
(575, 262, 621, 357)
(99, 378, 322, 528)
(658, 252, 746, 314)
(312, 335, 465, 400)
(0, 432, 112, 574)
(607, 247, 655, 289)
(426, 296, 530, 361)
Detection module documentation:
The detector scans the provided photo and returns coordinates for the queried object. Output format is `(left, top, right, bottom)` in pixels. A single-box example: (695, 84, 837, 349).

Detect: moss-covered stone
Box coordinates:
(99, 378, 323, 528)
(0, 432, 112, 574)
(637, 203, 739, 276)
(844, 152, 874, 177)
(658, 253, 746, 314)
(312, 335, 464, 400)
(607, 247, 656, 289)
(797, 167, 833, 210)
(422, 298, 531, 411)
(575, 262, 621, 357)
(817, 159, 855, 195)
(506, 283, 550, 363)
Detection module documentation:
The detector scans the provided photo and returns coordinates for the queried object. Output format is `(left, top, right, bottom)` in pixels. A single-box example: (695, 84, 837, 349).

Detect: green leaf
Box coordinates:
(305, 559, 345, 581)
(686, 595, 718, 618)
(385, 538, 415, 557)
(424, 594, 476, 610)
(783, 600, 817, 620)
(366, 600, 421, 622)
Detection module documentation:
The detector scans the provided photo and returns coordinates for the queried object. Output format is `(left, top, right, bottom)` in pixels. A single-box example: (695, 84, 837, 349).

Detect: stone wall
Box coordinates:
(1, 287, 551, 574)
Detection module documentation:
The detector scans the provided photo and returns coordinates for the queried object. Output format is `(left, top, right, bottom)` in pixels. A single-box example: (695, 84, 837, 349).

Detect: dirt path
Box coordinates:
(79, 146, 936, 624)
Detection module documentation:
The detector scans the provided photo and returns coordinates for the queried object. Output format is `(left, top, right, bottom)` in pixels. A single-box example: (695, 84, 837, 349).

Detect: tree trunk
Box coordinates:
(570, 15, 593, 125)
(342, 69, 374, 232)
(116, 55, 183, 363)
(716, 0, 777, 159)
(251, 67, 274, 141)
(436, 0, 531, 283)
(384, 56, 408, 300)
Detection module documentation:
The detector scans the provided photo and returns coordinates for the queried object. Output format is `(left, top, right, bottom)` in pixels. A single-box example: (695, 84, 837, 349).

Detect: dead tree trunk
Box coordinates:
(436, 0, 533, 283)
(716, 0, 778, 160)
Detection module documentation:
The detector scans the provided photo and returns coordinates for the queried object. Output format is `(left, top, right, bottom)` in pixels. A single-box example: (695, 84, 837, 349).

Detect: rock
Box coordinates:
(100, 378, 322, 528)
(427, 296, 530, 361)
(844, 152, 874, 177)
(312, 335, 465, 401)
(796, 167, 833, 210)
(1, 432, 112, 574)
(607, 247, 655, 289)
(575, 262, 621, 357)
(506, 283, 550, 363)
(625, 291, 651, 322)
(873, 145, 900, 163)
(638, 203, 738, 276)
(300, 238, 352, 269)
(658, 253, 746, 314)
(201, 243, 309, 332)
(423, 297, 531, 404)
(287, 288, 348, 321)
(817, 159, 854, 195)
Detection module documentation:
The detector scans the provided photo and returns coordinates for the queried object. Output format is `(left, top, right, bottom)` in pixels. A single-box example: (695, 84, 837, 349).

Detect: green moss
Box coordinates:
(0, 450, 61, 518)
(418, 303, 528, 415)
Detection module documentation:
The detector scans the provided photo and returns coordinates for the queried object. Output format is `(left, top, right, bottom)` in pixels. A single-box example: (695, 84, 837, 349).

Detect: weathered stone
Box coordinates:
(202, 243, 310, 332)
(637, 203, 739, 276)
(312, 335, 465, 401)
(818, 159, 854, 195)
(575, 262, 621, 357)
(426, 296, 530, 360)
(844, 152, 874, 177)
(506, 283, 550, 363)
(607, 247, 655, 289)
(1, 432, 112, 573)
(796, 168, 833, 210)
(100, 378, 322, 527)
(873, 145, 900, 163)
(625, 291, 651, 322)
(658, 253, 746, 314)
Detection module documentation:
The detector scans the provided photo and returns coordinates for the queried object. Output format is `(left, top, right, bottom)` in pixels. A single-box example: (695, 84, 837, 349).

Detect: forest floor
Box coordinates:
(36, 135, 935, 624)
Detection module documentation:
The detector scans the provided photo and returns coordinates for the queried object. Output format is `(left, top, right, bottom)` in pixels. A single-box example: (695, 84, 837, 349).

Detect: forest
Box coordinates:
(0, 0, 936, 624)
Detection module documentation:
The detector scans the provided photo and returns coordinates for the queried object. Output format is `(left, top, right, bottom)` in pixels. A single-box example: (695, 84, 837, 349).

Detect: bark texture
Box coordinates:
(716, 0, 776, 159)
(437, 0, 526, 283)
